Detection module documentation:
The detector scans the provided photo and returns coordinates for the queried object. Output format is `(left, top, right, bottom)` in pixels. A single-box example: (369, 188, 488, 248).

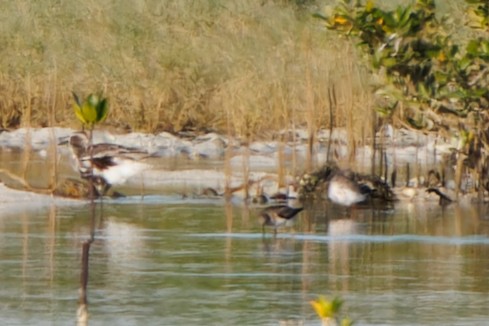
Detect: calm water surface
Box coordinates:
(1, 196, 489, 326)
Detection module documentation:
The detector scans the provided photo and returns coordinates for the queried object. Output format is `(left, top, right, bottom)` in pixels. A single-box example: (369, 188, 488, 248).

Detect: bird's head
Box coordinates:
(69, 132, 90, 157)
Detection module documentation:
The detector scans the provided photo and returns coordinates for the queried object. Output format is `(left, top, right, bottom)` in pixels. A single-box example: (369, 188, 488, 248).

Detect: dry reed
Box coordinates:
(0, 0, 374, 145)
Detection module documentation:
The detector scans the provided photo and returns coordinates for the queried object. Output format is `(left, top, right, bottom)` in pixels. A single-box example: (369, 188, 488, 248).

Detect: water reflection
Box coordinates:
(0, 199, 489, 325)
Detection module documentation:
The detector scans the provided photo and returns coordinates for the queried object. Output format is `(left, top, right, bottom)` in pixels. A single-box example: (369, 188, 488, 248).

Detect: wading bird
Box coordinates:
(426, 187, 453, 206)
(258, 204, 304, 236)
(67, 132, 152, 196)
(327, 172, 372, 207)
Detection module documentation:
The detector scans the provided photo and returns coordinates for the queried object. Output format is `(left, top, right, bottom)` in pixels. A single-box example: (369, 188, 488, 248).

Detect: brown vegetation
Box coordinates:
(0, 0, 374, 143)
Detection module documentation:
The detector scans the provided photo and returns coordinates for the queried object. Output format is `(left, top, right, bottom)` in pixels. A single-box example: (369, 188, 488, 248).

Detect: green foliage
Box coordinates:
(73, 93, 108, 128)
(316, 0, 489, 135)
(310, 295, 353, 325)
(466, 0, 489, 31)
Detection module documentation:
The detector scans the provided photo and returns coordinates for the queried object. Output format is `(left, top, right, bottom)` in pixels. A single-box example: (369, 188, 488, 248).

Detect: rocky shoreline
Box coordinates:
(0, 126, 470, 205)
(0, 125, 456, 164)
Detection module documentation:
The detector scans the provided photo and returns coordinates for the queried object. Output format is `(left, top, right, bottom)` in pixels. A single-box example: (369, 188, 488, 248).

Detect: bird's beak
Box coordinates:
(58, 136, 69, 146)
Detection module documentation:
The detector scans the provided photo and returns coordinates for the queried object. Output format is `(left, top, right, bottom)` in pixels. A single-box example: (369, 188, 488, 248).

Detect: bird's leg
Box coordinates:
(102, 183, 111, 197)
(88, 182, 99, 200)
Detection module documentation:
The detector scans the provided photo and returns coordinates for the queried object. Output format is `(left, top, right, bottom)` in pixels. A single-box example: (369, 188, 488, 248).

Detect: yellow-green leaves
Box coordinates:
(310, 295, 353, 326)
(466, 0, 489, 31)
(317, 0, 489, 148)
(310, 295, 343, 319)
(73, 92, 109, 128)
(340, 317, 354, 326)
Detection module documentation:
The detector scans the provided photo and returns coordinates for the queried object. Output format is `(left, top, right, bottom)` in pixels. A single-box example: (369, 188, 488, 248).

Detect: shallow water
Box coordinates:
(1, 147, 489, 325)
(1, 196, 489, 326)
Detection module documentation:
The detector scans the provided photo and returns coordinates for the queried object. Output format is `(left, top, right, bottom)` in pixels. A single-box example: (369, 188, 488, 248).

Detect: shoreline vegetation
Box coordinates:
(0, 0, 483, 200)
(1, 0, 374, 138)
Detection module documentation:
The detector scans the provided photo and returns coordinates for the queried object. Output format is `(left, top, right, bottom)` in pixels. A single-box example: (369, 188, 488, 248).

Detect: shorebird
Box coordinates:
(426, 187, 453, 206)
(253, 184, 300, 205)
(258, 204, 304, 236)
(327, 172, 372, 207)
(67, 132, 152, 196)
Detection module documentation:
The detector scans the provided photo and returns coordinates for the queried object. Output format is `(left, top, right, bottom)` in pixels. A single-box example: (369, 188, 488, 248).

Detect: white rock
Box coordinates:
(192, 133, 226, 158)
(249, 141, 278, 154)
(230, 154, 276, 168)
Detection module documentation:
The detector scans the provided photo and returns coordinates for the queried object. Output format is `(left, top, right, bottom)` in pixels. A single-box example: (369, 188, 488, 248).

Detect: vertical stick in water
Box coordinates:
(326, 86, 336, 163)
(242, 139, 250, 201)
(391, 127, 397, 188)
(224, 109, 233, 200)
(77, 129, 97, 325)
(77, 200, 96, 325)
(370, 111, 377, 176)
(77, 240, 90, 324)
(406, 163, 411, 187)
(277, 137, 286, 191)
(379, 142, 384, 180)
(307, 132, 314, 172)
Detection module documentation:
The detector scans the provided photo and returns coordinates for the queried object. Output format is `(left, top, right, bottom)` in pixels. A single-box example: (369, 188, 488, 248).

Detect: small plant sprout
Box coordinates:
(72, 92, 110, 321)
(71, 92, 109, 199)
(310, 295, 353, 326)
(72, 92, 108, 129)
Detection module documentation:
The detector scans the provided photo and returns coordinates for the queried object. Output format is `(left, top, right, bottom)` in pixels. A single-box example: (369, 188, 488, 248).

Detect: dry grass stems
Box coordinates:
(1, 1, 372, 143)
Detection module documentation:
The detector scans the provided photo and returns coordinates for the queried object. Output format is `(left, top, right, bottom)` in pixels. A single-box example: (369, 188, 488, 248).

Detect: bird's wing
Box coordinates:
(86, 144, 149, 160)
(276, 206, 303, 219)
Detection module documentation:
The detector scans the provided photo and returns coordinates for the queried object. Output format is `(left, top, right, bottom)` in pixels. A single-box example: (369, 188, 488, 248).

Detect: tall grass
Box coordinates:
(0, 0, 374, 143)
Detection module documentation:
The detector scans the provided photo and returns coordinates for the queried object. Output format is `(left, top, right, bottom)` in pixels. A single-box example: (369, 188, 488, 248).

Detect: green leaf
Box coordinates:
(96, 98, 109, 122)
(81, 100, 98, 124)
(72, 92, 81, 107)
(466, 40, 480, 56)
(341, 317, 354, 326)
(458, 57, 472, 70)
(397, 6, 413, 27)
(73, 102, 88, 125)
(72, 93, 109, 126)
(331, 296, 344, 314)
(381, 57, 398, 68)
(87, 94, 99, 109)
(434, 71, 448, 84)
(310, 296, 343, 319)
(481, 40, 489, 54)
(467, 88, 488, 98)
(418, 82, 431, 99)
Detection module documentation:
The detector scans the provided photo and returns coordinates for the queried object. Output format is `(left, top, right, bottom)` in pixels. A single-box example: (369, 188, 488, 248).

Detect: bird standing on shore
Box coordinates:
(258, 204, 304, 236)
(67, 132, 152, 196)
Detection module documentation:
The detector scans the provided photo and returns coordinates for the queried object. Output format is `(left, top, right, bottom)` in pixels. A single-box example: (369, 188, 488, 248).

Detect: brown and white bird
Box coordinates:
(67, 132, 152, 196)
(327, 172, 372, 207)
(258, 204, 304, 236)
(426, 187, 453, 206)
